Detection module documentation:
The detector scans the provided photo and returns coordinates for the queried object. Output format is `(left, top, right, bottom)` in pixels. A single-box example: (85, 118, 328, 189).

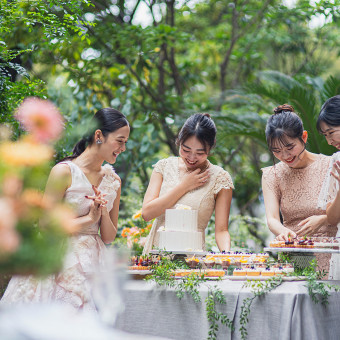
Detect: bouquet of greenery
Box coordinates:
(0, 97, 76, 276)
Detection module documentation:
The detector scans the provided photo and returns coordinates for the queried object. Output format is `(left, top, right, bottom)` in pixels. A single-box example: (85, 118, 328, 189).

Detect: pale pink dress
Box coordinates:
(143, 157, 234, 254)
(262, 154, 337, 274)
(1, 161, 120, 310)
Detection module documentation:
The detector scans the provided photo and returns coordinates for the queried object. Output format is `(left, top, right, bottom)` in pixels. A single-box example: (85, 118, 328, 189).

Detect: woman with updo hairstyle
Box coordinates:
(2, 107, 130, 309)
(262, 104, 336, 275)
(142, 113, 234, 254)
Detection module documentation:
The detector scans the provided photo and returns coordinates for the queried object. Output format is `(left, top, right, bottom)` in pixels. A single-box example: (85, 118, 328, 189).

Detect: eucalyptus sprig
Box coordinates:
(145, 256, 184, 287)
(145, 257, 234, 340)
(175, 273, 203, 302)
(206, 285, 234, 340)
(239, 276, 283, 340)
(301, 259, 340, 306)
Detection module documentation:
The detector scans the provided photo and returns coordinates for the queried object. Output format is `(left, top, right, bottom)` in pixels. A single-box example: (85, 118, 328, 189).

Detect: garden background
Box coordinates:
(1, 0, 340, 256)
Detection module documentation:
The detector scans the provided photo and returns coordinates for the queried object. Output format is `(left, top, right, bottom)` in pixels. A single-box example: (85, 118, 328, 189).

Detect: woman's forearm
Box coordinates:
(215, 230, 231, 252)
(327, 192, 340, 225)
(142, 183, 188, 221)
(99, 209, 117, 244)
(267, 217, 291, 236)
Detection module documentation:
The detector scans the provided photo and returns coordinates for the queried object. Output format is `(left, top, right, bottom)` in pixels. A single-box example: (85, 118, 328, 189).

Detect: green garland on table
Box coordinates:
(239, 276, 283, 340)
(145, 257, 234, 340)
(145, 255, 340, 340)
(238, 259, 340, 340)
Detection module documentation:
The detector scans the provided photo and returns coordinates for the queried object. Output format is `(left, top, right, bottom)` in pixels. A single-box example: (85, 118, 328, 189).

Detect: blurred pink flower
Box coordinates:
(15, 97, 64, 143)
(0, 198, 20, 254)
(0, 230, 20, 254)
(127, 238, 133, 249)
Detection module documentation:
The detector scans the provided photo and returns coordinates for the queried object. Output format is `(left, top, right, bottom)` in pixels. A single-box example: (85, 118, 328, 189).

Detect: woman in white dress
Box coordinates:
(142, 113, 234, 254)
(317, 95, 340, 279)
(1, 108, 130, 310)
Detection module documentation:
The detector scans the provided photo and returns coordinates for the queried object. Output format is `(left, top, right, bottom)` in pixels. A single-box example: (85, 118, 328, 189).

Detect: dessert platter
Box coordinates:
(265, 236, 340, 254)
(126, 251, 305, 281)
(181, 253, 303, 280)
(127, 255, 159, 277)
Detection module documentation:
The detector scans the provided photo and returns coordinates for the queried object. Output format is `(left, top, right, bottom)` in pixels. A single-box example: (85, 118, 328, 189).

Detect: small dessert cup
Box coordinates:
(185, 256, 200, 269)
(203, 258, 215, 269)
(221, 257, 231, 270)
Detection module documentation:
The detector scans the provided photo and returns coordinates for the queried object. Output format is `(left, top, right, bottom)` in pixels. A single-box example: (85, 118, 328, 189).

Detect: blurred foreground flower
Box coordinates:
(15, 97, 64, 143)
(0, 137, 53, 167)
(0, 98, 73, 276)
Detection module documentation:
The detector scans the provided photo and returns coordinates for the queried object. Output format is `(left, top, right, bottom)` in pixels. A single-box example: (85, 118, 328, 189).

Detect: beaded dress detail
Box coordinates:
(143, 157, 234, 254)
(1, 161, 120, 310)
(262, 154, 336, 274)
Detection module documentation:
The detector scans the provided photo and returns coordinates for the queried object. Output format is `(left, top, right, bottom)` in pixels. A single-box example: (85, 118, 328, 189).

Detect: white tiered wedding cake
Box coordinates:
(157, 205, 203, 252)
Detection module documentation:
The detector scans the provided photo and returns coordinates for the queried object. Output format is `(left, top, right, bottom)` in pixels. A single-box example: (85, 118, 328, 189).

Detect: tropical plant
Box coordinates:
(217, 71, 340, 155)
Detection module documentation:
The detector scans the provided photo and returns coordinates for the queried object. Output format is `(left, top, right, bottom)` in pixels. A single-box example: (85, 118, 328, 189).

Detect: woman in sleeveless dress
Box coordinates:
(1, 108, 130, 310)
(262, 104, 336, 275)
(316, 95, 340, 279)
(142, 113, 234, 254)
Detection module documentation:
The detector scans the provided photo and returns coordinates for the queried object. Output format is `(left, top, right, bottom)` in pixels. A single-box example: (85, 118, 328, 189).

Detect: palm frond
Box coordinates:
(257, 70, 301, 92)
(320, 76, 340, 103)
(215, 112, 267, 146)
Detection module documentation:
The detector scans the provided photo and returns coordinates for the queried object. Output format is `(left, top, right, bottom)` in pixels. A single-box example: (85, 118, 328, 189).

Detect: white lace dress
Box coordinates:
(1, 161, 120, 310)
(142, 157, 234, 254)
(318, 152, 340, 280)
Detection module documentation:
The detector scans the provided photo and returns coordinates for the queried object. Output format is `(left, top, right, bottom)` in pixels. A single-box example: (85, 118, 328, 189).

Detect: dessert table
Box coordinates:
(116, 279, 340, 340)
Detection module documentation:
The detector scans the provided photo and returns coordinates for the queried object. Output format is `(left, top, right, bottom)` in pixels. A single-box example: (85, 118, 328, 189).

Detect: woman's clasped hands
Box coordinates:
(85, 185, 108, 223)
(181, 168, 210, 192)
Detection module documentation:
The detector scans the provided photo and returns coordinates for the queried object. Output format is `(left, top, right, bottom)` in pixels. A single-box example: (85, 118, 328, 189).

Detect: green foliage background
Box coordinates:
(2, 0, 340, 248)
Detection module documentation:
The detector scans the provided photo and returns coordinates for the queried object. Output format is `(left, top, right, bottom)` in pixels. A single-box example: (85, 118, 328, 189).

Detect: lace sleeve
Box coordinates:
(318, 152, 340, 209)
(213, 169, 234, 195)
(152, 158, 167, 175)
(102, 164, 121, 193)
(261, 166, 280, 198)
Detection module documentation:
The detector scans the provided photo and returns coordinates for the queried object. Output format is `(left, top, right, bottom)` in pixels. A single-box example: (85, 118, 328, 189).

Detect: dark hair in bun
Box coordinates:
(265, 104, 305, 152)
(176, 113, 216, 152)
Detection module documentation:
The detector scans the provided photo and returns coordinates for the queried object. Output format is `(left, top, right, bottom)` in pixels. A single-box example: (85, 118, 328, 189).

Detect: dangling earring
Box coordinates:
(96, 139, 102, 145)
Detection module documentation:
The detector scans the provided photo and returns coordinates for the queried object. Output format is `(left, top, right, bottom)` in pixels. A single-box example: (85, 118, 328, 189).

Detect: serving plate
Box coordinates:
(225, 275, 306, 281)
(264, 247, 340, 254)
(150, 250, 207, 256)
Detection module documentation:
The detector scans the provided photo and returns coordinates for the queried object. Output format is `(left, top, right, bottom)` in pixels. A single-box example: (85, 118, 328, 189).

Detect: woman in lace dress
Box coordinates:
(262, 104, 336, 274)
(142, 113, 234, 254)
(316, 95, 340, 279)
(1, 108, 130, 310)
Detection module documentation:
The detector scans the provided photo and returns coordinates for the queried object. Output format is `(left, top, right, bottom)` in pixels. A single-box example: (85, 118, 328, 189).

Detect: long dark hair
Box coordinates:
(317, 95, 340, 133)
(265, 104, 305, 153)
(176, 113, 216, 152)
(65, 108, 129, 160)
